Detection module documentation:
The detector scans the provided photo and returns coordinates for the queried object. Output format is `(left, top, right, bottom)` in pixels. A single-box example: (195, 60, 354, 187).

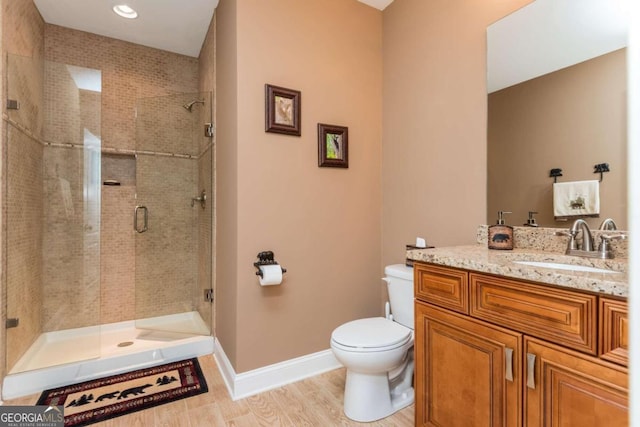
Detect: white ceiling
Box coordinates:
(33, 0, 627, 88)
(33, 0, 392, 58)
(358, 0, 394, 10)
(487, 0, 629, 93)
(33, 0, 393, 59)
(33, 0, 219, 57)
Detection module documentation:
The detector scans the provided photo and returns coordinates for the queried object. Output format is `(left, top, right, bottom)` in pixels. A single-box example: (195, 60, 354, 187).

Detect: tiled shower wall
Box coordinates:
(43, 25, 203, 327)
(6, 125, 43, 371)
(135, 154, 198, 319)
(44, 25, 200, 151)
(101, 154, 136, 324)
(41, 60, 100, 331)
(3, 0, 45, 375)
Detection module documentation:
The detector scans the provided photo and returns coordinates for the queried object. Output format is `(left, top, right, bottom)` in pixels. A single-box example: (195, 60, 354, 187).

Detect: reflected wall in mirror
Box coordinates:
(486, 0, 628, 229)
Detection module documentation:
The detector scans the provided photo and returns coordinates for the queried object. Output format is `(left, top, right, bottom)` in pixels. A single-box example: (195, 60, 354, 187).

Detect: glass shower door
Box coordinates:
(5, 55, 103, 373)
(134, 92, 213, 336)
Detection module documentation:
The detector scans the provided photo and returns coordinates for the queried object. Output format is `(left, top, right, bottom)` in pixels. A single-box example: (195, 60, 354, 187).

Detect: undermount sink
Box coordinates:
(514, 260, 622, 275)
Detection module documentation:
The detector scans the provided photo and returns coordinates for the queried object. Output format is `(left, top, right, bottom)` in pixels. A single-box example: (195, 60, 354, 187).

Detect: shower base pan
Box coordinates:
(2, 311, 214, 400)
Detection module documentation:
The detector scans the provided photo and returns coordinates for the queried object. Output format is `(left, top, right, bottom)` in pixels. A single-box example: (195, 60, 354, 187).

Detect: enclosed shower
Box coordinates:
(2, 54, 215, 399)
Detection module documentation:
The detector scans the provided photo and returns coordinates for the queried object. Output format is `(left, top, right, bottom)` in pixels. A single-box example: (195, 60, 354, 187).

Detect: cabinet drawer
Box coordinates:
(470, 273, 597, 355)
(414, 263, 468, 314)
(600, 297, 628, 366)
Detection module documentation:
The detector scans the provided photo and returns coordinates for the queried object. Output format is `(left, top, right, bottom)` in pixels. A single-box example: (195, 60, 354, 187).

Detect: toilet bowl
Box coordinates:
(331, 317, 414, 422)
(330, 264, 415, 422)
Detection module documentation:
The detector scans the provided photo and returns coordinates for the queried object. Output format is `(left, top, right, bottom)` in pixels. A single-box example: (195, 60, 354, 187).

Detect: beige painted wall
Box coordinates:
(216, 0, 383, 373)
(214, 0, 239, 367)
(381, 0, 532, 267)
(0, 0, 545, 383)
(488, 48, 627, 229)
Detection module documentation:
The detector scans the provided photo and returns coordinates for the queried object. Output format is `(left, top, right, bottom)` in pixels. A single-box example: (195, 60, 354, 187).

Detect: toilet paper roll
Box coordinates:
(258, 265, 283, 286)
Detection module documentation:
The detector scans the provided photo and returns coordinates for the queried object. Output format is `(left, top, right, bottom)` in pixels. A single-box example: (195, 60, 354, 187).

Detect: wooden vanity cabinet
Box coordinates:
(414, 262, 628, 427)
(469, 273, 597, 355)
(415, 302, 522, 427)
(599, 297, 628, 366)
(414, 263, 468, 314)
(524, 337, 628, 426)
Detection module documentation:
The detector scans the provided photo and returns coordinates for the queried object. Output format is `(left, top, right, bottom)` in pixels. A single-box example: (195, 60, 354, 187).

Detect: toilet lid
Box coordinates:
(331, 317, 412, 349)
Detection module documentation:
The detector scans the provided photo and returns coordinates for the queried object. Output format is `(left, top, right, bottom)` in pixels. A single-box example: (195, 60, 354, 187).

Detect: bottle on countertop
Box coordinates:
(488, 211, 514, 250)
(523, 211, 539, 227)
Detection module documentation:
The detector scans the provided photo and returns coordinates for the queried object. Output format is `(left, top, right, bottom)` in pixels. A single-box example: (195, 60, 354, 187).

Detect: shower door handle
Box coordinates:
(134, 205, 148, 233)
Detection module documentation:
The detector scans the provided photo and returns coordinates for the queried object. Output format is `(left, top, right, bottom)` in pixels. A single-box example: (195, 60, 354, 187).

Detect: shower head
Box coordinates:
(182, 99, 205, 112)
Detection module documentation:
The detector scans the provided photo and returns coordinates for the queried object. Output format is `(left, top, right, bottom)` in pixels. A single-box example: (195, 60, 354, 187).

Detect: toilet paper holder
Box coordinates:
(253, 251, 287, 277)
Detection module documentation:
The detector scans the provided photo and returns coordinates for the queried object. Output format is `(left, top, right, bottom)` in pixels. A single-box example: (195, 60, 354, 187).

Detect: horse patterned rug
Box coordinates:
(36, 358, 208, 426)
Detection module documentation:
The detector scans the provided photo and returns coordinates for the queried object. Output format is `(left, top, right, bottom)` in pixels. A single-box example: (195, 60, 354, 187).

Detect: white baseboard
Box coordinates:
(213, 338, 342, 400)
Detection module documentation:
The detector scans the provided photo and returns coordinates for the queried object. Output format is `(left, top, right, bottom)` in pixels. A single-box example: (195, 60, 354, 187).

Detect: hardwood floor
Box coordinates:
(4, 355, 415, 426)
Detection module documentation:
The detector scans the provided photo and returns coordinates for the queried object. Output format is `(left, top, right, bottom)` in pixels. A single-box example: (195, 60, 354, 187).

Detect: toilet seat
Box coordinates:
(331, 317, 412, 352)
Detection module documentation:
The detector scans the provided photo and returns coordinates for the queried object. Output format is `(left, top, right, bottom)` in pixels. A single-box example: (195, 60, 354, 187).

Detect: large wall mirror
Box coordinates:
(486, 0, 629, 229)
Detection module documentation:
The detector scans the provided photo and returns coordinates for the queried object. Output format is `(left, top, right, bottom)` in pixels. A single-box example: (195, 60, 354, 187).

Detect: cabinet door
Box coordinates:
(524, 337, 628, 426)
(600, 297, 628, 366)
(416, 302, 522, 427)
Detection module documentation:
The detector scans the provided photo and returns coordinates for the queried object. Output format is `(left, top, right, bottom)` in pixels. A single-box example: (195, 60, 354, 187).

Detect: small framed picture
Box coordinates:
(317, 123, 348, 168)
(265, 84, 301, 136)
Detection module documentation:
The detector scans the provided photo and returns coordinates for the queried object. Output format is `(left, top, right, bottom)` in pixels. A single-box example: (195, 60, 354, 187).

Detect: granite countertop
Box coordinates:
(407, 245, 628, 298)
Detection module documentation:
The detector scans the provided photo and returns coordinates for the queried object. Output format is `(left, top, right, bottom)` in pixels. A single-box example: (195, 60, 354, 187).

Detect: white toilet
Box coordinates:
(330, 264, 415, 422)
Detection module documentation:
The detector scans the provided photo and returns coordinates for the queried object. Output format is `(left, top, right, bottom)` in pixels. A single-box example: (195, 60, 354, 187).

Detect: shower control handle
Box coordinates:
(191, 190, 207, 209)
(134, 205, 148, 233)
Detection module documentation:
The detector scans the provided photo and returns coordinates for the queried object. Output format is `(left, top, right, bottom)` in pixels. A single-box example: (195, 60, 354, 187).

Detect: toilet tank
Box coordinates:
(384, 264, 414, 329)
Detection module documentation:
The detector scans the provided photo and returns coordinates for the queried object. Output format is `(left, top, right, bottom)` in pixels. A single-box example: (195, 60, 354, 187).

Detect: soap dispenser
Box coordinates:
(523, 211, 539, 227)
(488, 211, 514, 250)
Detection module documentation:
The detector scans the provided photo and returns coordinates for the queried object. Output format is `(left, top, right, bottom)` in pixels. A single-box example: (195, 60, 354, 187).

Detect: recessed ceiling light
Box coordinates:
(112, 4, 138, 19)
